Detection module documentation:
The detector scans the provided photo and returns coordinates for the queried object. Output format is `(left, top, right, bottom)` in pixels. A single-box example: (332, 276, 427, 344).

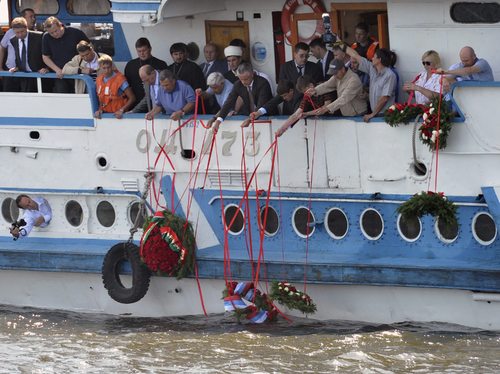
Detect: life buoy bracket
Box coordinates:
(281, 0, 326, 44)
(102, 242, 151, 304)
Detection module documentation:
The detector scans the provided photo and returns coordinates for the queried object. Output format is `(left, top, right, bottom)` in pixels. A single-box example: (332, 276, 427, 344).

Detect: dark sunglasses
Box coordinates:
(422, 61, 432, 66)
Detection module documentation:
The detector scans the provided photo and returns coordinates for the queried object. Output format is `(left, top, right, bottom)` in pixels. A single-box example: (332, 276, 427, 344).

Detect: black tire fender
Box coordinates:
(102, 242, 151, 304)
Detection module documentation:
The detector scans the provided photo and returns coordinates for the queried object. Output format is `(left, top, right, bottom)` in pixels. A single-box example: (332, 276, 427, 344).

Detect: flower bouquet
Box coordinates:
(222, 281, 277, 323)
(419, 97, 454, 150)
(397, 191, 457, 226)
(384, 103, 425, 127)
(269, 281, 316, 315)
(140, 210, 196, 279)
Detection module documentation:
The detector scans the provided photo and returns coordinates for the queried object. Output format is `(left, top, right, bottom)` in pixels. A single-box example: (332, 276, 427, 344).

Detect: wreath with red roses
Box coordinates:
(140, 210, 196, 279)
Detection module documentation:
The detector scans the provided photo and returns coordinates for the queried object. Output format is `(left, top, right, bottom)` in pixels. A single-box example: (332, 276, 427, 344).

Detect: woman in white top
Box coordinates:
(403, 50, 442, 104)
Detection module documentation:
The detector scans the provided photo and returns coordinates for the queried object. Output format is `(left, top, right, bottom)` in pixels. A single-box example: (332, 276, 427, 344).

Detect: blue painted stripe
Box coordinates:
(111, 3, 160, 11)
(0, 238, 499, 292)
(0, 117, 94, 127)
(111, 21, 132, 62)
(0, 187, 140, 195)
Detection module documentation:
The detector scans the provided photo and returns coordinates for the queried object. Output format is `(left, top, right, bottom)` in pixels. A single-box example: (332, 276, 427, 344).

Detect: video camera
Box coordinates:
(10, 219, 27, 241)
(321, 13, 337, 46)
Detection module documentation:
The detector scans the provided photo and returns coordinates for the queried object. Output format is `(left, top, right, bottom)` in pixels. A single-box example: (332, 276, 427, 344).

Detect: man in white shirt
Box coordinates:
(10, 195, 52, 240)
(0, 7, 36, 91)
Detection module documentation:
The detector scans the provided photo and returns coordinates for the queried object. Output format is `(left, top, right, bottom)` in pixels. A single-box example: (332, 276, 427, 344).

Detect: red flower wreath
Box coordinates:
(140, 224, 180, 274)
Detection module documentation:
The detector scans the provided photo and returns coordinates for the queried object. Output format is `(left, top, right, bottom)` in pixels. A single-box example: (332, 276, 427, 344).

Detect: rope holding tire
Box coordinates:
(102, 242, 151, 304)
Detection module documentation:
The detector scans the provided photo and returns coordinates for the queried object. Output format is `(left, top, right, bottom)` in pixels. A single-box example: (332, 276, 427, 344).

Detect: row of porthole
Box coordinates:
(1, 198, 145, 229)
(224, 205, 498, 246)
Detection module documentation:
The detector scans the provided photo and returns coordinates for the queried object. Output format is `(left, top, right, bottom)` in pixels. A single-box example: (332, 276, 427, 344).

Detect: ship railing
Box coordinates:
(0, 71, 99, 115)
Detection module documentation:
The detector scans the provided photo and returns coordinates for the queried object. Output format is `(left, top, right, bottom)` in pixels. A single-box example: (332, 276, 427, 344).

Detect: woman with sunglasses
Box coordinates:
(403, 50, 442, 104)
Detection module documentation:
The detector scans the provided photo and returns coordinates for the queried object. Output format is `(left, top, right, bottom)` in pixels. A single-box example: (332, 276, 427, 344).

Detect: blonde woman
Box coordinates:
(403, 50, 442, 104)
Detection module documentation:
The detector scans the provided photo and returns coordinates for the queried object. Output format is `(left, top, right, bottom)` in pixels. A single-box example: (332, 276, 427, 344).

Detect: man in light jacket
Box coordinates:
(62, 40, 111, 93)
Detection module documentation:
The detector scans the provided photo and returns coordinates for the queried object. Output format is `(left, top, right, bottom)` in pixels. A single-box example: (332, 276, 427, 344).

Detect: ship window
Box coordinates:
(16, 0, 59, 15)
(78, 23, 115, 56)
(96, 200, 115, 227)
(293, 207, 315, 238)
(435, 218, 459, 243)
(224, 205, 244, 235)
(397, 214, 422, 242)
(259, 205, 279, 236)
(128, 202, 146, 229)
(67, 0, 111, 15)
(65, 200, 83, 227)
(1, 198, 19, 223)
(450, 3, 500, 23)
(360, 208, 384, 240)
(325, 208, 348, 239)
(472, 212, 496, 245)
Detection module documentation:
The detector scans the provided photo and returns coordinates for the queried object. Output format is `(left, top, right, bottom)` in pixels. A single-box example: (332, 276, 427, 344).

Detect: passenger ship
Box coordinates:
(1, 0, 500, 330)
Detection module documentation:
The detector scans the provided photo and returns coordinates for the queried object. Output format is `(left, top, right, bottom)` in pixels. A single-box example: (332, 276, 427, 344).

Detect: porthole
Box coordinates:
(397, 214, 422, 242)
(360, 208, 384, 240)
(259, 205, 279, 236)
(1, 198, 19, 223)
(292, 207, 315, 238)
(472, 212, 496, 245)
(96, 201, 116, 228)
(224, 204, 244, 235)
(128, 201, 146, 228)
(435, 218, 459, 243)
(29, 131, 40, 140)
(95, 153, 109, 170)
(65, 200, 83, 227)
(324, 208, 348, 239)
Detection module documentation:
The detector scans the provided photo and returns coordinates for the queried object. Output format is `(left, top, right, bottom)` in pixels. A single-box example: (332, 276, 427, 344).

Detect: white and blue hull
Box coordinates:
(1, 0, 500, 329)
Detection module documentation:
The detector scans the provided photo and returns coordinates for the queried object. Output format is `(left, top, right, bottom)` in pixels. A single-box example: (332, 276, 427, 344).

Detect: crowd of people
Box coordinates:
(0, 11, 495, 135)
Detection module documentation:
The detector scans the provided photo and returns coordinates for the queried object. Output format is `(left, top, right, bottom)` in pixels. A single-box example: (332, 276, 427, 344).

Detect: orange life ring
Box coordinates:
(281, 0, 326, 44)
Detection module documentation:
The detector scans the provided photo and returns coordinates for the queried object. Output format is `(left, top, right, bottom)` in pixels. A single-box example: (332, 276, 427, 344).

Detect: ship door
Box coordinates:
(205, 20, 250, 62)
(288, 3, 389, 49)
(329, 3, 389, 49)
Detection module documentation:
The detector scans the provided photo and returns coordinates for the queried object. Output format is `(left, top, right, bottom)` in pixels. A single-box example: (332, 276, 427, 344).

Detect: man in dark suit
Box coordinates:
(279, 42, 323, 114)
(168, 42, 207, 91)
(309, 38, 334, 81)
(208, 62, 276, 132)
(9, 17, 47, 92)
(125, 38, 168, 107)
(199, 42, 228, 78)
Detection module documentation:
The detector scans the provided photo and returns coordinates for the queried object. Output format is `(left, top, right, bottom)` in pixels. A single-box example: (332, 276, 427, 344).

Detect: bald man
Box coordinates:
(443, 46, 493, 81)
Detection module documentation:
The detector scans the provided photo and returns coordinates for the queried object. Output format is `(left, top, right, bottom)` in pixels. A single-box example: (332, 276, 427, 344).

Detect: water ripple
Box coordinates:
(0, 306, 500, 373)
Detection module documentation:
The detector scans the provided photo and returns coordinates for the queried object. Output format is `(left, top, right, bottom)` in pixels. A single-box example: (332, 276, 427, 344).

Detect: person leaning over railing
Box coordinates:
(304, 58, 367, 118)
(340, 40, 397, 123)
(62, 40, 112, 94)
(145, 69, 195, 121)
(94, 55, 135, 119)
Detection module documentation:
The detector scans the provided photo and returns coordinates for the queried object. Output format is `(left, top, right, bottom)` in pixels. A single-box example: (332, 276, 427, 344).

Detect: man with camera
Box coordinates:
(10, 194, 52, 240)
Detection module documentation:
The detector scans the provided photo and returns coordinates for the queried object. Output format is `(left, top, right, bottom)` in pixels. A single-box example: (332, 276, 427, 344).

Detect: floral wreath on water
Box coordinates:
(222, 281, 316, 323)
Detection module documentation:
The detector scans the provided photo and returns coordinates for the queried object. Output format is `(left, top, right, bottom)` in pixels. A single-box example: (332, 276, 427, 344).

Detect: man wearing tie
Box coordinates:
(278, 42, 323, 114)
(199, 43, 228, 78)
(309, 38, 334, 81)
(9, 17, 47, 92)
(0, 8, 36, 91)
(208, 62, 276, 132)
